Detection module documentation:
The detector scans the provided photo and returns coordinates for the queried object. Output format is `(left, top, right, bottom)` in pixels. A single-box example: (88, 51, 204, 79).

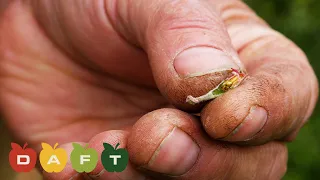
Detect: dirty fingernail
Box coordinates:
(174, 47, 239, 77)
(223, 106, 268, 141)
(146, 127, 200, 175)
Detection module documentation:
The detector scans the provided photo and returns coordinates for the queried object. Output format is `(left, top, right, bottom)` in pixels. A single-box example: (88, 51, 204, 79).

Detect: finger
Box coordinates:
(128, 108, 287, 179)
(87, 130, 146, 180)
(32, 0, 246, 112)
(200, 0, 319, 143)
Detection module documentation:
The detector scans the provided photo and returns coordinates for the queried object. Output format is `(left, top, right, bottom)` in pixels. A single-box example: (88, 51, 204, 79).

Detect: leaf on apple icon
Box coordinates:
(11, 143, 22, 150)
(103, 143, 115, 151)
(41, 142, 53, 150)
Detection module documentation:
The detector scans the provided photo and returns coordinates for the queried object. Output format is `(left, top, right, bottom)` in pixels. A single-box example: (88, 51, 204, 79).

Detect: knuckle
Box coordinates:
(147, 0, 229, 47)
(152, 0, 216, 31)
(217, 0, 267, 26)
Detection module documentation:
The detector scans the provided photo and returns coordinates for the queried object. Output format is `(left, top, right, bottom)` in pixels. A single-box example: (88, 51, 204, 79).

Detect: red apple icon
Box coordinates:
(9, 143, 37, 172)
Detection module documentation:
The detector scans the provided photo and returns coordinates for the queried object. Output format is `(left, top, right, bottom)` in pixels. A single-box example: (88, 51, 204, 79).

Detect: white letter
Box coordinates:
(17, 155, 30, 165)
(80, 155, 90, 165)
(109, 155, 121, 165)
(47, 155, 61, 165)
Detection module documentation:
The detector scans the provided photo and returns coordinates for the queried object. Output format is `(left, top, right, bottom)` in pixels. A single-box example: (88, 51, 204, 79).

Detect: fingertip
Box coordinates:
(128, 108, 200, 176)
(201, 67, 306, 144)
(201, 77, 274, 144)
(201, 86, 251, 140)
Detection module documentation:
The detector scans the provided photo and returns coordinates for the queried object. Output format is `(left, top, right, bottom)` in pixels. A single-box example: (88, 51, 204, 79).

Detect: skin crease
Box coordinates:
(0, 0, 318, 180)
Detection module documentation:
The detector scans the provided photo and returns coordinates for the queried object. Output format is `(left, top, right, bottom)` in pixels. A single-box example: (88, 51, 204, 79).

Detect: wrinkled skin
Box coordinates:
(0, 0, 318, 179)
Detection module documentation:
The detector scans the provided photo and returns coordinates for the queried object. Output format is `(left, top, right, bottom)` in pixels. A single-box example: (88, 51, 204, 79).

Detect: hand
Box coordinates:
(0, 0, 318, 179)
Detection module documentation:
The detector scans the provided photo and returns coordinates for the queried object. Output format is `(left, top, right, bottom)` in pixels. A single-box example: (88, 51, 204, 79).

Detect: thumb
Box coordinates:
(31, 0, 243, 111)
(108, 0, 244, 111)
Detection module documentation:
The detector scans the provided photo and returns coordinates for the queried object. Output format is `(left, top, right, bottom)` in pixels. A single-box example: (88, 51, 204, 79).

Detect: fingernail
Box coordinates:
(223, 106, 268, 142)
(174, 47, 239, 77)
(146, 127, 200, 175)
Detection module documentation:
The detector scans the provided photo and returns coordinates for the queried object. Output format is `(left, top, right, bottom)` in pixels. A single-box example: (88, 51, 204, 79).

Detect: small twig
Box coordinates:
(186, 68, 247, 105)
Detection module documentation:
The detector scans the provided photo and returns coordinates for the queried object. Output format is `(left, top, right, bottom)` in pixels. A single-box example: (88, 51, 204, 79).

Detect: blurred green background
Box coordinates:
(245, 0, 320, 179)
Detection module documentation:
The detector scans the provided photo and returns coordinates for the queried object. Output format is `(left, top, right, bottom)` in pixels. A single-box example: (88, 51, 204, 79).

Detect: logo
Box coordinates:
(70, 143, 98, 173)
(9, 143, 37, 172)
(9, 142, 129, 173)
(39, 143, 68, 173)
(101, 143, 129, 172)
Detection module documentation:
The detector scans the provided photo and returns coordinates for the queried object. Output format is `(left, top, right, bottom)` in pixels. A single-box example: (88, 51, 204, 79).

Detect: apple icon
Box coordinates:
(101, 143, 129, 172)
(39, 143, 68, 173)
(9, 143, 37, 172)
(70, 143, 98, 173)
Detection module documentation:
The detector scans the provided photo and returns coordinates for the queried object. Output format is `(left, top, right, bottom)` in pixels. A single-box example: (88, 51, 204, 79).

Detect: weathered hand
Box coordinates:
(0, 0, 318, 179)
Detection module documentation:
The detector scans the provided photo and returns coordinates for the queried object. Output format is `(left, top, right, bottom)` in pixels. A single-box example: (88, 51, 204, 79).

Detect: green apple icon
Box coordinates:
(101, 143, 129, 172)
(70, 143, 98, 173)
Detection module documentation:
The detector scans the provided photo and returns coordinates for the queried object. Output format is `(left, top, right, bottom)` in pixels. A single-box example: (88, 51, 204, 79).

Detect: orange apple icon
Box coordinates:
(39, 143, 68, 173)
